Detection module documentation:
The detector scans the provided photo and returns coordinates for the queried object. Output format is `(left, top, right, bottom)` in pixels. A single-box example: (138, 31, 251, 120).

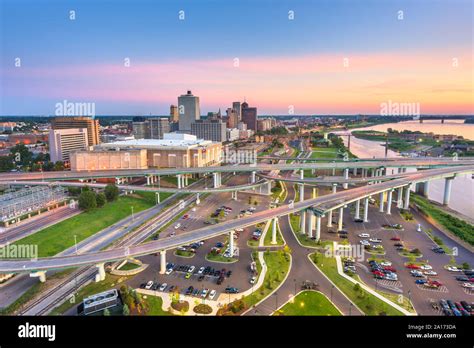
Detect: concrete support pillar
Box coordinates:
(355, 199, 360, 220)
(146, 176, 151, 186)
(300, 209, 306, 234)
(196, 193, 200, 205)
(229, 231, 235, 255)
(332, 183, 337, 194)
(156, 192, 160, 204)
(443, 178, 453, 206)
(353, 167, 357, 176)
(251, 171, 256, 184)
(422, 181, 429, 197)
(403, 185, 411, 210)
(315, 216, 321, 241)
(397, 187, 403, 208)
(307, 210, 314, 238)
(271, 218, 277, 244)
(312, 187, 317, 199)
(96, 263, 106, 282)
(177, 174, 182, 189)
(185, 175, 189, 186)
(213, 173, 219, 188)
(363, 197, 369, 222)
(386, 190, 393, 215)
(300, 170, 304, 180)
(332, 167, 336, 176)
(343, 168, 349, 189)
(327, 209, 333, 227)
(379, 192, 384, 213)
(159, 250, 166, 274)
(299, 184, 304, 202)
(338, 207, 344, 231)
(30, 271, 47, 283)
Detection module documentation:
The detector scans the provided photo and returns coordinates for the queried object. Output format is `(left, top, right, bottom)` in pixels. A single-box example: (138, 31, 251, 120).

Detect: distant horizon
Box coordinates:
(0, 114, 473, 118)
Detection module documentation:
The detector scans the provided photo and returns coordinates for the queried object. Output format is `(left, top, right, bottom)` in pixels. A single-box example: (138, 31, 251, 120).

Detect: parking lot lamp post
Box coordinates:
(131, 206, 135, 221)
(74, 235, 78, 255)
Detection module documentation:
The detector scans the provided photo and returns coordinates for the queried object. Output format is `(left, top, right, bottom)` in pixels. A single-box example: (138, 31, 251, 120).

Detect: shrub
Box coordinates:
(104, 184, 119, 202)
(78, 190, 97, 211)
(96, 193, 107, 207)
(193, 304, 212, 314)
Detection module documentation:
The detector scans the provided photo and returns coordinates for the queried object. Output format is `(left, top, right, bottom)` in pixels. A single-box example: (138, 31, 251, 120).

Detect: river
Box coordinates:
(338, 120, 474, 219)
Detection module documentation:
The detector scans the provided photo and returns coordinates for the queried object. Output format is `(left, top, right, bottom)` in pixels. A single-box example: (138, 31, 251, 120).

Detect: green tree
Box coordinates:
(96, 193, 107, 207)
(122, 304, 130, 316)
(103, 308, 111, 316)
(78, 190, 97, 211)
(104, 184, 119, 202)
(53, 161, 65, 171)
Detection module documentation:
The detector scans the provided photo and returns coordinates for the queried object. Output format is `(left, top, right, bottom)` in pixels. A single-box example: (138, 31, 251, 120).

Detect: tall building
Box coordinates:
(49, 128, 89, 163)
(170, 105, 179, 122)
(178, 90, 200, 132)
(191, 119, 226, 142)
(132, 117, 148, 139)
(51, 116, 100, 146)
(148, 118, 170, 139)
(226, 108, 239, 128)
(241, 102, 257, 131)
(232, 101, 242, 121)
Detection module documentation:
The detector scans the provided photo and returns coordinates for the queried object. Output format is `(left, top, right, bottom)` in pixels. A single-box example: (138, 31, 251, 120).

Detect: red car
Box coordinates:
(429, 280, 443, 287)
(383, 266, 397, 272)
(373, 270, 384, 277)
(406, 264, 421, 269)
(390, 237, 401, 241)
(182, 214, 189, 219)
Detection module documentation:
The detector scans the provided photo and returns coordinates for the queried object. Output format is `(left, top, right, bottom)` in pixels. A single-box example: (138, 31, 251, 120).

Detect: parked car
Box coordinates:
(447, 266, 462, 272)
(424, 270, 438, 276)
(201, 288, 209, 298)
(250, 276, 257, 284)
(420, 265, 433, 270)
(415, 279, 427, 284)
(159, 283, 168, 291)
(406, 264, 421, 270)
(390, 237, 401, 241)
(145, 281, 154, 290)
(358, 233, 370, 238)
(208, 289, 217, 300)
(185, 286, 194, 295)
(224, 287, 239, 294)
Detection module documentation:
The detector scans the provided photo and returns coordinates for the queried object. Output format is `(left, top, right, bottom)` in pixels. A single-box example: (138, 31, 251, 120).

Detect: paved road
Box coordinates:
(1, 164, 472, 273)
(0, 205, 80, 245)
(246, 181, 364, 316)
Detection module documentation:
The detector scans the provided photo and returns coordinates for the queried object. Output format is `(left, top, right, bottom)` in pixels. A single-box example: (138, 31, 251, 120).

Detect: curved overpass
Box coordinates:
(0, 158, 472, 182)
(1, 164, 472, 273)
(5, 178, 270, 194)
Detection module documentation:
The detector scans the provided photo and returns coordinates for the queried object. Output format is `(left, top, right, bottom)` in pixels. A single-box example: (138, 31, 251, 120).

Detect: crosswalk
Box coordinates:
(375, 279, 403, 289)
(462, 287, 474, 296)
(416, 284, 449, 293)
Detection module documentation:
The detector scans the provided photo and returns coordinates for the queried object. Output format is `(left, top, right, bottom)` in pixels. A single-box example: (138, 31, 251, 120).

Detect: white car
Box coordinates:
(359, 240, 370, 246)
(188, 265, 195, 273)
(424, 270, 438, 276)
(201, 288, 209, 298)
(369, 238, 382, 243)
(385, 273, 398, 281)
(159, 283, 168, 291)
(208, 289, 217, 300)
(420, 265, 433, 270)
(198, 266, 205, 274)
(381, 261, 392, 267)
(447, 266, 462, 272)
(235, 228, 244, 232)
(250, 276, 257, 284)
(192, 207, 196, 212)
(145, 281, 154, 290)
(358, 233, 370, 238)
(165, 268, 173, 275)
(174, 223, 181, 229)
(462, 283, 474, 289)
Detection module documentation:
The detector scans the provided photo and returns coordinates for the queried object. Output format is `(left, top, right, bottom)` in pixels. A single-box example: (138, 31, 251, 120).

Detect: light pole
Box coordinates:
(131, 206, 134, 221)
(74, 235, 78, 255)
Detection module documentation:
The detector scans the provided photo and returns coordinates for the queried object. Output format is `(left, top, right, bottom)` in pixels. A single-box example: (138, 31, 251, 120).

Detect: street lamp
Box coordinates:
(131, 206, 134, 221)
(74, 235, 78, 255)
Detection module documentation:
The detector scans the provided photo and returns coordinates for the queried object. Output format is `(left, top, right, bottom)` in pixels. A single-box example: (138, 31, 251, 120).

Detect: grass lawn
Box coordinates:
(275, 290, 342, 316)
(118, 262, 141, 271)
(310, 253, 404, 316)
(175, 250, 195, 258)
(242, 250, 291, 309)
(12, 193, 156, 257)
(411, 194, 474, 246)
(263, 221, 284, 246)
(145, 296, 172, 316)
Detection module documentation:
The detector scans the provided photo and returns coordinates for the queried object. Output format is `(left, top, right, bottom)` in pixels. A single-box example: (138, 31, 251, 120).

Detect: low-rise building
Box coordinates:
(70, 148, 148, 171)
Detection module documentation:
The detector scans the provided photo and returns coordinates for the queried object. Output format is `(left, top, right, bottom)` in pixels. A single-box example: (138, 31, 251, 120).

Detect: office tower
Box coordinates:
(232, 101, 242, 121)
(170, 105, 179, 122)
(132, 116, 148, 139)
(148, 118, 170, 139)
(178, 90, 200, 132)
(241, 102, 257, 131)
(49, 128, 89, 163)
(191, 119, 226, 142)
(226, 108, 239, 128)
(51, 116, 100, 146)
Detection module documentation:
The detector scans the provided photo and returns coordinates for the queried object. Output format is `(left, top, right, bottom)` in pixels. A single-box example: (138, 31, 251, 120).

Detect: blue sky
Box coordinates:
(0, 0, 472, 115)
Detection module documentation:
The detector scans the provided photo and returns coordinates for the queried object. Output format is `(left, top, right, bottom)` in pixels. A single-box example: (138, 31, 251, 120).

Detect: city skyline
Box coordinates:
(1, 0, 473, 115)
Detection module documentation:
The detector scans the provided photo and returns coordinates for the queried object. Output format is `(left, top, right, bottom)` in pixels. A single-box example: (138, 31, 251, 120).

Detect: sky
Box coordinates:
(0, 0, 473, 116)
